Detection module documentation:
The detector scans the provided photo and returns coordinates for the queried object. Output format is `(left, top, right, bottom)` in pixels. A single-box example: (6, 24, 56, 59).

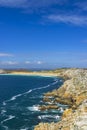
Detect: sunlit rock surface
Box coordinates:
(34, 69, 87, 130)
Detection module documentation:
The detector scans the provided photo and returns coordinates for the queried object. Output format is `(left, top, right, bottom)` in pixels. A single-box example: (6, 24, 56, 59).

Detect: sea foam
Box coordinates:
(20, 128, 28, 130)
(10, 94, 22, 101)
(1, 109, 6, 115)
(27, 105, 40, 111)
(1, 115, 15, 124)
(38, 115, 60, 120)
(2, 78, 58, 106)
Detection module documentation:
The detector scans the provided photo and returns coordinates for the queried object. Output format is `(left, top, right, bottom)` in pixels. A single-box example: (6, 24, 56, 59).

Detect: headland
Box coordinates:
(34, 68, 87, 130)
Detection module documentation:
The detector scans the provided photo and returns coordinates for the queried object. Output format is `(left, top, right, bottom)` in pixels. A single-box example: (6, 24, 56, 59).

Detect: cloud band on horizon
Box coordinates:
(0, 53, 14, 57)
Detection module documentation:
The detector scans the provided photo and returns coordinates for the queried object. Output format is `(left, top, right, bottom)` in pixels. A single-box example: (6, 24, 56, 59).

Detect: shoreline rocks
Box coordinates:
(39, 105, 59, 111)
(34, 69, 87, 130)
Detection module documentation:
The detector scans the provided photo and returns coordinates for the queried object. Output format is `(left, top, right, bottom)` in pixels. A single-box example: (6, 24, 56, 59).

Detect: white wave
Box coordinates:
(33, 78, 59, 91)
(10, 94, 22, 101)
(50, 110, 59, 113)
(2, 89, 32, 105)
(58, 107, 64, 113)
(3, 102, 6, 106)
(60, 79, 63, 82)
(1, 115, 15, 124)
(27, 105, 40, 111)
(20, 128, 28, 130)
(1, 109, 6, 115)
(24, 89, 32, 94)
(38, 115, 60, 120)
(2, 125, 8, 130)
(47, 102, 53, 105)
(33, 80, 58, 91)
(33, 85, 50, 91)
(2, 78, 59, 105)
(51, 81, 58, 85)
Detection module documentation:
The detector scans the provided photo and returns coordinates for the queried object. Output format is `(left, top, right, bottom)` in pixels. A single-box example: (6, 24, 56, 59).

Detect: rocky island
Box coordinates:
(34, 69, 87, 130)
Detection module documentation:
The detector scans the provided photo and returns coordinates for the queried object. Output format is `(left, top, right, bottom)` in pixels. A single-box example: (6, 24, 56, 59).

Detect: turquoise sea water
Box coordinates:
(0, 75, 64, 130)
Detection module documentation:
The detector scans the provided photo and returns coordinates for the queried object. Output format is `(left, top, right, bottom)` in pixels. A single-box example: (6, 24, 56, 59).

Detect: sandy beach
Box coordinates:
(9, 71, 58, 77)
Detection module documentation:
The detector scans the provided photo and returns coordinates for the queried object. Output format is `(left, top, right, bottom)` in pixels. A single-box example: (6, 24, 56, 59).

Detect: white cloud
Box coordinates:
(25, 61, 31, 64)
(75, 1, 87, 11)
(27, 0, 64, 8)
(1, 0, 87, 27)
(0, 0, 28, 7)
(1, 61, 18, 65)
(0, 0, 66, 8)
(0, 53, 13, 57)
(47, 14, 87, 25)
(25, 60, 44, 65)
(36, 61, 43, 65)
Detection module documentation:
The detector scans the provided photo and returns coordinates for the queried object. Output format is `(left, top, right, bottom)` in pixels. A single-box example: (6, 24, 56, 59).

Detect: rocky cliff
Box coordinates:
(34, 69, 87, 130)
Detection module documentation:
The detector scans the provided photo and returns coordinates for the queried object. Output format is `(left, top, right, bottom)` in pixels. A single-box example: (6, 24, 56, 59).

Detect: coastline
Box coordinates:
(9, 72, 58, 77)
(0, 71, 59, 77)
(34, 69, 87, 130)
(0, 68, 87, 130)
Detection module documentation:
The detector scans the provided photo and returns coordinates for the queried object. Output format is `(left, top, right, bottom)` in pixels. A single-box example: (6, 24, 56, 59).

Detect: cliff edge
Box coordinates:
(34, 69, 87, 130)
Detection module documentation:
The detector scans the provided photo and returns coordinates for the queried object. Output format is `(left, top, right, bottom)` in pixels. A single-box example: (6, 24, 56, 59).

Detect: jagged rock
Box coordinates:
(54, 97, 73, 106)
(62, 108, 73, 118)
(34, 69, 87, 130)
(43, 97, 52, 102)
(39, 105, 59, 111)
(44, 89, 58, 97)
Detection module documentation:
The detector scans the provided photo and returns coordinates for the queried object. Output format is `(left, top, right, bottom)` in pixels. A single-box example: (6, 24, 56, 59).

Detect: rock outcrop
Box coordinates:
(39, 105, 59, 111)
(34, 69, 87, 130)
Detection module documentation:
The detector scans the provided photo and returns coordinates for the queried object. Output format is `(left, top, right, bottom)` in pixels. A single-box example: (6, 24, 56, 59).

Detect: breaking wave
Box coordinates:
(2, 78, 59, 106)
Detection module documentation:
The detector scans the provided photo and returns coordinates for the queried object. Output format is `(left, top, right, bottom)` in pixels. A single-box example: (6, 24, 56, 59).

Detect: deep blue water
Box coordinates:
(0, 75, 64, 130)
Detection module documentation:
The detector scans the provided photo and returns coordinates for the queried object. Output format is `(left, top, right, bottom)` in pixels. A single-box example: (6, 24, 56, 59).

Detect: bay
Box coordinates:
(0, 75, 63, 130)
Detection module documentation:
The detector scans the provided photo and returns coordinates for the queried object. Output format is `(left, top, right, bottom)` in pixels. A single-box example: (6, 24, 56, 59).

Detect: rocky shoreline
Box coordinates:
(34, 69, 87, 130)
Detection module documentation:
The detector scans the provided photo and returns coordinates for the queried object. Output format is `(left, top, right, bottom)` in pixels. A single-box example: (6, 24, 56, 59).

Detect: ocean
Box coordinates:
(0, 74, 64, 130)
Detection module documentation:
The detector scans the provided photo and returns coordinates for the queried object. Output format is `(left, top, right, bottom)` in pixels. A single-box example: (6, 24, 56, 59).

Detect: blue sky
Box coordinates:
(0, 0, 87, 69)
